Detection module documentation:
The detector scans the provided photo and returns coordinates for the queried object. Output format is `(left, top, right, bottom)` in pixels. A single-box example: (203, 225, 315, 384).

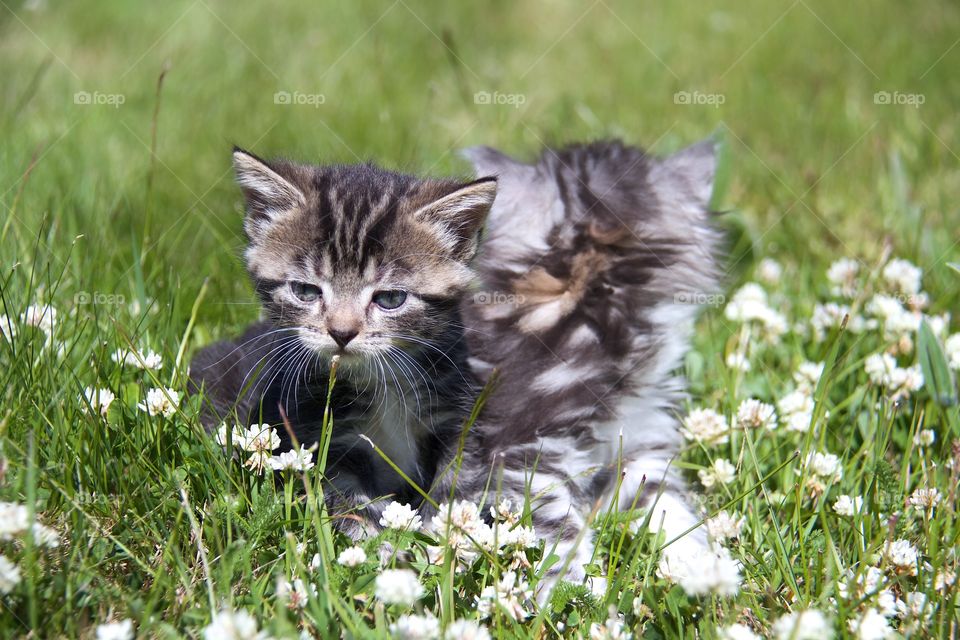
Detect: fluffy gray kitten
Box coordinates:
(437, 139, 721, 582)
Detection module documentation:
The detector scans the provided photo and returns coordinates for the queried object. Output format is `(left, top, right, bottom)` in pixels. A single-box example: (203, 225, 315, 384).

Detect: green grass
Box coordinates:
(1, 0, 959, 637)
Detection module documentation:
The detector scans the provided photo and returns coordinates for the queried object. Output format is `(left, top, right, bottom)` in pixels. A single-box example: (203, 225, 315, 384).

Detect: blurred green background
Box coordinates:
(1, 0, 958, 336)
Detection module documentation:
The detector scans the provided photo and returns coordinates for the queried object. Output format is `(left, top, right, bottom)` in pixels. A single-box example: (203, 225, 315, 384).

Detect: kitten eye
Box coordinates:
(289, 281, 322, 303)
(372, 290, 407, 310)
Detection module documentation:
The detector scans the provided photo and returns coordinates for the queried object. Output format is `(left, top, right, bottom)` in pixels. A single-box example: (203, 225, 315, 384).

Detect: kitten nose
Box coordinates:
(328, 328, 358, 349)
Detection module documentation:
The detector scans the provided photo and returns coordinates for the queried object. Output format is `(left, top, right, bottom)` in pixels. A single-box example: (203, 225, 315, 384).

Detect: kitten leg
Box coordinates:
(618, 456, 707, 555)
(323, 474, 384, 540)
(494, 471, 597, 603)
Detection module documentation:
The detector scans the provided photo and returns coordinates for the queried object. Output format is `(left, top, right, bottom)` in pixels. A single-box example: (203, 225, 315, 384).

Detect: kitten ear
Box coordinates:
(651, 139, 716, 211)
(413, 178, 498, 260)
(232, 148, 306, 228)
(460, 146, 524, 177)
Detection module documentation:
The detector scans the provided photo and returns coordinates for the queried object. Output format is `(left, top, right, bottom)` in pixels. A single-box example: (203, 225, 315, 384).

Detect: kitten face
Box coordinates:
(232, 148, 496, 361)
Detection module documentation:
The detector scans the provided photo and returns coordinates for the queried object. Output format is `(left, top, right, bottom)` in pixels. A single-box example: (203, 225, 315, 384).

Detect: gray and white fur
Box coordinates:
(435, 139, 722, 584)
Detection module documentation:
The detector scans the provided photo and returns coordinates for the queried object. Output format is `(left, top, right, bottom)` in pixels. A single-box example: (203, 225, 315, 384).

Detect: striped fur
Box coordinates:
(433, 140, 722, 589)
(190, 149, 494, 536)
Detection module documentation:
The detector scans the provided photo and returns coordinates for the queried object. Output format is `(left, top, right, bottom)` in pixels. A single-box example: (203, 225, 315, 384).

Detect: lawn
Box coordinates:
(1, 0, 958, 637)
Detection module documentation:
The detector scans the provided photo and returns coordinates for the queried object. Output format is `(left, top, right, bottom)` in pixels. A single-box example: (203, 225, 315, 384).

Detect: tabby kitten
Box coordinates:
(190, 148, 494, 533)
(437, 139, 721, 582)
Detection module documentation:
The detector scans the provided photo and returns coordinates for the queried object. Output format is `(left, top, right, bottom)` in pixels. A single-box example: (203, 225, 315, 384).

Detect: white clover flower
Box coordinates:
(431, 500, 494, 564)
(827, 258, 860, 298)
(390, 614, 440, 640)
(725, 351, 751, 372)
(276, 577, 314, 610)
(837, 566, 886, 601)
(865, 352, 898, 386)
(0, 501, 30, 541)
(945, 334, 960, 371)
(864, 353, 923, 400)
(705, 510, 745, 541)
(240, 424, 280, 453)
(589, 607, 632, 640)
(698, 458, 737, 489)
(832, 495, 863, 517)
(489, 498, 519, 524)
(309, 553, 322, 572)
(243, 451, 273, 475)
(374, 568, 423, 607)
(913, 429, 935, 447)
(725, 282, 768, 312)
(934, 569, 956, 592)
(268, 445, 315, 472)
(489, 521, 537, 571)
(882, 258, 922, 296)
(723, 283, 788, 342)
(32, 522, 60, 548)
(810, 302, 853, 342)
(202, 609, 264, 640)
(337, 545, 367, 568)
(735, 398, 777, 430)
(681, 408, 729, 444)
(81, 387, 116, 418)
(0, 555, 21, 594)
(804, 451, 843, 482)
(924, 312, 950, 339)
(496, 523, 536, 549)
(794, 361, 825, 391)
(757, 258, 783, 285)
(717, 624, 761, 640)
(95, 619, 134, 640)
(475, 570, 533, 621)
(865, 294, 921, 343)
(777, 390, 814, 432)
(0, 315, 17, 341)
(883, 539, 919, 575)
(837, 567, 897, 617)
(890, 365, 924, 400)
(379, 501, 423, 531)
(657, 546, 741, 597)
(771, 609, 832, 640)
(848, 608, 894, 640)
(897, 591, 935, 620)
(443, 619, 491, 640)
(137, 388, 180, 418)
(112, 348, 162, 370)
(21, 304, 57, 333)
(237, 426, 280, 473)
(908, 487, 942, 510)
(215, 424, 246, 448)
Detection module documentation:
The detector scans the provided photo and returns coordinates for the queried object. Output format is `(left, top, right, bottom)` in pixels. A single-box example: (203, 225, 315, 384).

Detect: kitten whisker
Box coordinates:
(200, 327, 302, 372)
